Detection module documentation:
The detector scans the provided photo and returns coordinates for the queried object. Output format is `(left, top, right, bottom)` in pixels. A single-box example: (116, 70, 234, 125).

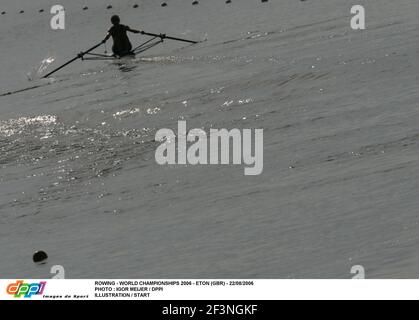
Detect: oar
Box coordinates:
(43, 42, 104, 78)
(140, 31, 198, 44)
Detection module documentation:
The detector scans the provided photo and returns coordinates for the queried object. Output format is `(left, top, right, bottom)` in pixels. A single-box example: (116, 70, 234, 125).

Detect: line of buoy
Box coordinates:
(1, 1, 270, 16)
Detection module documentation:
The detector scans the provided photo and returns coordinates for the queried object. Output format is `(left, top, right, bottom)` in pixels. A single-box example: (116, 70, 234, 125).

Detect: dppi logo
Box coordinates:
(6, 280, 46, 298)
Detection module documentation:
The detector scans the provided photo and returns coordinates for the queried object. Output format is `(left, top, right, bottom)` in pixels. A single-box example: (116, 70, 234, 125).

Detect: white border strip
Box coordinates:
(1, 280, 418, 300)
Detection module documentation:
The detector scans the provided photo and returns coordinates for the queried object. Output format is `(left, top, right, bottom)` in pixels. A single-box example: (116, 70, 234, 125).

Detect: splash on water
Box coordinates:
(26, 56, 55, 81)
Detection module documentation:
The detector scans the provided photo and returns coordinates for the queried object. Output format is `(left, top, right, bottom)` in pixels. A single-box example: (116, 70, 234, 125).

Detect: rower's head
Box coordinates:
(111, 15, 120, 25)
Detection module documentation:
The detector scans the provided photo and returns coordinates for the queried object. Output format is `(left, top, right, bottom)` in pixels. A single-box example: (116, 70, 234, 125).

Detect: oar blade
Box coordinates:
(43, 42, 104, 78)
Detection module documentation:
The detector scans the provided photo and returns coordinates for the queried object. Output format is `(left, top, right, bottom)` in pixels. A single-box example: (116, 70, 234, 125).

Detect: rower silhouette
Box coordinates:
(102, 15, 141, 57)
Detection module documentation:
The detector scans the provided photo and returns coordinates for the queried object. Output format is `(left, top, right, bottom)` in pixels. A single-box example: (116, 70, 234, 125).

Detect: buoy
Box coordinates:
(33, 251, 48, 264)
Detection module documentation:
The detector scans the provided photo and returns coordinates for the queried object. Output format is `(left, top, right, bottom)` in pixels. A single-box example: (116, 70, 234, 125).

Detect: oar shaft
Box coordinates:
(43, 42, 103, 78)
(43, 56, 79, 78)
(141, 31, 198, 44)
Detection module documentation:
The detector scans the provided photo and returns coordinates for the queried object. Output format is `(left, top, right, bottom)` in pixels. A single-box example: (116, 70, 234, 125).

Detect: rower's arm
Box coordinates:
(127, 27, 141, 34)
(102, 33, 111, 43)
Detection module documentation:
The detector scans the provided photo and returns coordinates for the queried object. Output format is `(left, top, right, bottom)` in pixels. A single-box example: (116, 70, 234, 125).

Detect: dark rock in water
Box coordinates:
(39, 9, 44, 13)
(33, 251, 48, 264)
(1, 11, 6, 15)
(133, 4, 139, 8)
(192, 1, 199, 5)
(261, 0, 269, 2)
(106, 5, 113, 9)
(83, 6, 89, 11)
(19, 10, 25, 14)
(161, 2, 167, 7)
(226, 0, 232, 3)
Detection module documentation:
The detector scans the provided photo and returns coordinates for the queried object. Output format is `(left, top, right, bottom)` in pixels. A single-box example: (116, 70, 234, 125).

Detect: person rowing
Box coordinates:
(102, 15, 141, 57)
(42, 23, 198, 78)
